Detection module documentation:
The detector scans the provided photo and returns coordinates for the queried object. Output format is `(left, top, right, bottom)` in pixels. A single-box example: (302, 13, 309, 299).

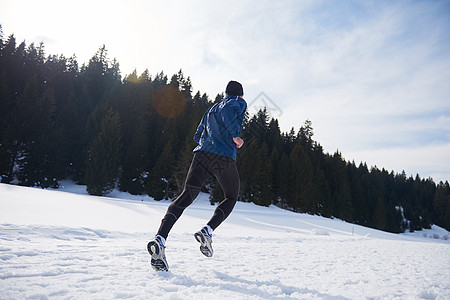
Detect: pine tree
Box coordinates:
(433, 181, 450, 230)
(298, 119, 314, 151)
(82, 45, 120, 108)
(120, 120, 149, 195)
(251, 143, 274, 206)
(0, 71, 16, 183)
(314, 168, 332, 217)
(18, 88, 64, 188)
(85, 109, 122, 196)
(325, 151, 353, 221)
(146, 142, 176, 200)
(372, 197, 388, 231)
(289, 143, 314, 212)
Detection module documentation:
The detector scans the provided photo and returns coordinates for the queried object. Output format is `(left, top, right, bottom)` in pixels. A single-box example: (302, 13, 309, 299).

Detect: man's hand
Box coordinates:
(233, 137, 244, 148)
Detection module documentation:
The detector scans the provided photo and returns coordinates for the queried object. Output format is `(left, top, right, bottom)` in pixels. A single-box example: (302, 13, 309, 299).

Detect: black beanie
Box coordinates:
(225, 80, 244, 96)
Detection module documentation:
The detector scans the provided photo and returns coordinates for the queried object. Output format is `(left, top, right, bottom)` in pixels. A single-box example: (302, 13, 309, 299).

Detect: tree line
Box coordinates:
(1, 27, 449, 233)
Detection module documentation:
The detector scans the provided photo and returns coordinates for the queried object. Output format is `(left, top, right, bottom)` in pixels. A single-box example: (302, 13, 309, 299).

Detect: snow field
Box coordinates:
(0, 183, 449, 299)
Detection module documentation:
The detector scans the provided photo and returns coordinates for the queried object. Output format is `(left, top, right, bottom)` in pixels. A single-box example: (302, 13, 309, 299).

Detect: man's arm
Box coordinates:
(222, 98, 247, 140)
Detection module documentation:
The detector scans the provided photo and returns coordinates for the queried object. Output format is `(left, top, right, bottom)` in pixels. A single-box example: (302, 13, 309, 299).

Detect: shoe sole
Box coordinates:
(147, 241, 168, 271)
(194, 232, 213, 257)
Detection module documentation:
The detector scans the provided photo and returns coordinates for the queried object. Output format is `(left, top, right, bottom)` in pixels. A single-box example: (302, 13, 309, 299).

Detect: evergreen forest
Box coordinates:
(1, 28, 449, 233)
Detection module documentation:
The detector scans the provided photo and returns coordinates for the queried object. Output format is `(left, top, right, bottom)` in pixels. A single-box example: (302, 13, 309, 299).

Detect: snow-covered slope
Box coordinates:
(1, 182, 449, 299)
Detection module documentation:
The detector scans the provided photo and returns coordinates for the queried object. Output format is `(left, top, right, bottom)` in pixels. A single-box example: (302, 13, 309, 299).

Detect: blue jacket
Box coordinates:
(193, 95, 247, 160)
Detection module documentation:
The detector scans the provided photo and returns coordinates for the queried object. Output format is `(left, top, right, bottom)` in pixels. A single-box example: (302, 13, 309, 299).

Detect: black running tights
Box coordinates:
(156, 151, 240, 240)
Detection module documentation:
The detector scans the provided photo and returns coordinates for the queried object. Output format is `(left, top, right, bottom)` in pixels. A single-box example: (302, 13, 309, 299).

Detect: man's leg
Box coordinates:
(156, 152, 211, 239)
(206, 156, 240, 230)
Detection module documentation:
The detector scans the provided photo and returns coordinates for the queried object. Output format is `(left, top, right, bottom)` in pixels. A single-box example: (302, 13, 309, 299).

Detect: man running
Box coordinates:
(147, 80, 247, 271)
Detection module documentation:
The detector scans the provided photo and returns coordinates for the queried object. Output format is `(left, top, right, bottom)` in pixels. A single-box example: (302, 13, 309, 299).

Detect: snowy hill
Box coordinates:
(1, 182, 449, 299)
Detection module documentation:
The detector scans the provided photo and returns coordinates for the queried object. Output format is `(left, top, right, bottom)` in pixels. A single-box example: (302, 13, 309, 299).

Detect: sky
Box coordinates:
(1, 0, 449, 182)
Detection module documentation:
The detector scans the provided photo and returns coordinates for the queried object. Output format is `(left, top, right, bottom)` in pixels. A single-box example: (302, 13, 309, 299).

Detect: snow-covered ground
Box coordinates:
(0, 181, 449, 299)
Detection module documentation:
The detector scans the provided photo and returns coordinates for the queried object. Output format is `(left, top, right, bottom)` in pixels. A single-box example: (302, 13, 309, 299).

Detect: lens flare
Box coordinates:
(152, 86, 186, 118)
